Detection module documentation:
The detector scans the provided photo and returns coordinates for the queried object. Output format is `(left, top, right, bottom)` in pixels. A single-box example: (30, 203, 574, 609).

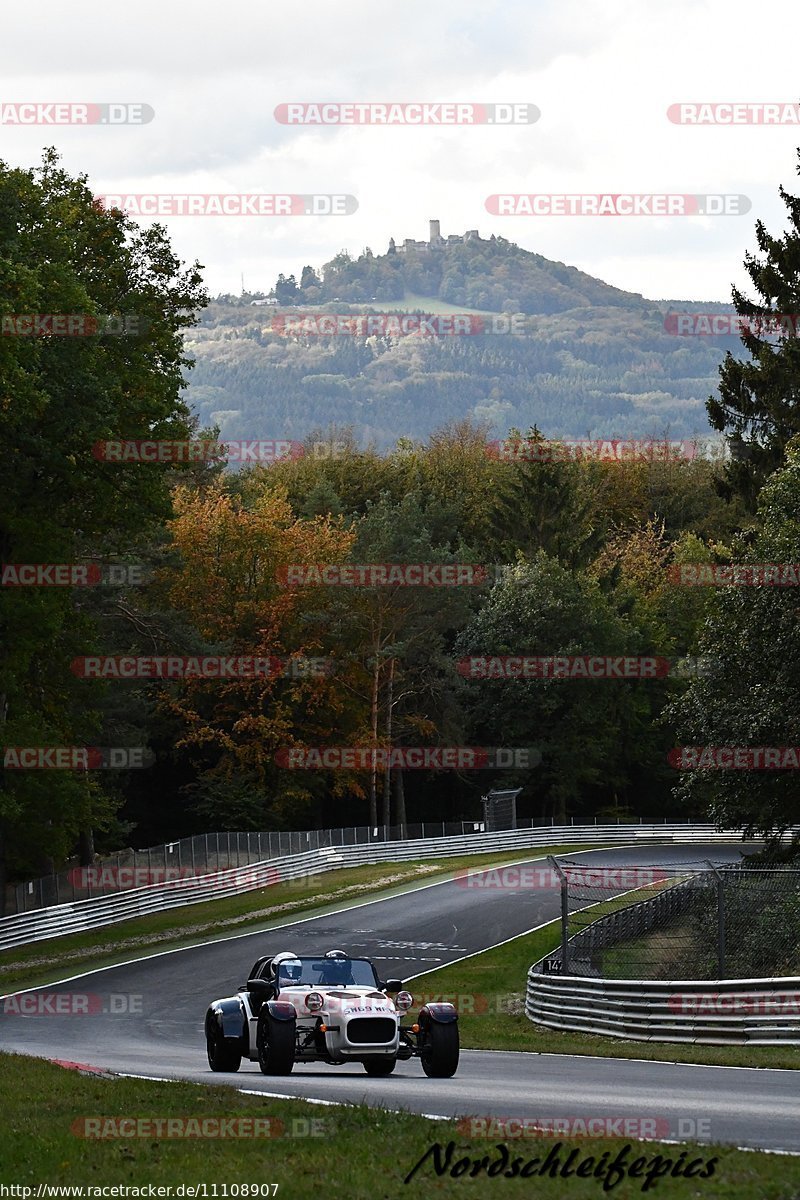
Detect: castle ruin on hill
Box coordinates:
(389, 220, 481, 253)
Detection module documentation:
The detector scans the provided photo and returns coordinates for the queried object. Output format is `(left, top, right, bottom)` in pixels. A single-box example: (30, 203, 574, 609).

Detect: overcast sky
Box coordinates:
(3, 0, 799, 302)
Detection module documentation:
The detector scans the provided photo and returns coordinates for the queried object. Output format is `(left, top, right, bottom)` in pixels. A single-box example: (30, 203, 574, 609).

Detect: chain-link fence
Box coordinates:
(11, 814, 619, 914)
(541, 858, 800, 981)
(9, 822, 474, 913)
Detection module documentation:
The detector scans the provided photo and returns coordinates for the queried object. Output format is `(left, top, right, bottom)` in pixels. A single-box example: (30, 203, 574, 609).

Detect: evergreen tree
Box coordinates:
(707, 150, 800, 509)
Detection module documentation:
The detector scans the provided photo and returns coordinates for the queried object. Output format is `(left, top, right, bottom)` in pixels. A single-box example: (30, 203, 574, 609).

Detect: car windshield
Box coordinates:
(275, 956, 380, 988)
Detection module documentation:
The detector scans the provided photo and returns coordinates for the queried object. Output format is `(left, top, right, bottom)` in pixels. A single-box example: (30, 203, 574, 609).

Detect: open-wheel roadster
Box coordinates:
(204, 949, 459, 1078)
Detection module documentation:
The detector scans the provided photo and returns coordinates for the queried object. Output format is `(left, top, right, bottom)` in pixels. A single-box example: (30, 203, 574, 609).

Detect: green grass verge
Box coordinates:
(408, 920, 800, 1071)
(2, 1053, 797, 1197)
(600, 917, 703, 980)
(0, 846, 589, 994)
(381, 290, 496, 315)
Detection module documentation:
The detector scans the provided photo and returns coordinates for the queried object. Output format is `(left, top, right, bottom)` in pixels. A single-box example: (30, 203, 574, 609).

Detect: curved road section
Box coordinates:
(1, 843, 798, 1153)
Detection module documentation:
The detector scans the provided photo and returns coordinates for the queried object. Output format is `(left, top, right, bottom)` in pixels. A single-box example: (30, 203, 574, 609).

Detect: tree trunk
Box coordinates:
(381, 658, 395, 829)
(368, 652, 380, 828)
(393, 767, 406, 832)
(78, 827, 95, 867)
(0, 690, 7, 915)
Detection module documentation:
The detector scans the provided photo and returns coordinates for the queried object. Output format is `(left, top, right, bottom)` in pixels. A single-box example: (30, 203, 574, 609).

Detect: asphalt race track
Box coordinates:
(2, 843, 799, 1154)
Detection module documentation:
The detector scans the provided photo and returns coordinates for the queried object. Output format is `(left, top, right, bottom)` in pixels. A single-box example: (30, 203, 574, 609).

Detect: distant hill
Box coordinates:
(185, 231, 739, 448)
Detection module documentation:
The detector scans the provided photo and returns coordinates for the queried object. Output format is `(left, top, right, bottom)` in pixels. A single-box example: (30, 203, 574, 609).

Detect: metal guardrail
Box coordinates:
(525, 971, 800, 1045)
(0, 823, 753, 953)
(12, 821, 495, 914)
(528, 851, 800, 1044)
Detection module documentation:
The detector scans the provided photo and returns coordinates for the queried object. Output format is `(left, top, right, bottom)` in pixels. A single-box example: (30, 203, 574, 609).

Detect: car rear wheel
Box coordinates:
(206, 1023, 242, 1072)
(362, 1056, 397, 1076)
(257, 1011, 296, 1075)
(421, 1021, 459, 1078)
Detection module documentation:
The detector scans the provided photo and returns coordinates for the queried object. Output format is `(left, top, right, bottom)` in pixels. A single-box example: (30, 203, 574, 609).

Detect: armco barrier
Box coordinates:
(13, 821, 493, 913)
(0, 823, 751, 953)
(525, 970, 800, 1045)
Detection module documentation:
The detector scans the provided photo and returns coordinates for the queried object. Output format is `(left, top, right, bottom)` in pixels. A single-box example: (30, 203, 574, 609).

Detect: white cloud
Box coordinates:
(2, 0, 799, 299)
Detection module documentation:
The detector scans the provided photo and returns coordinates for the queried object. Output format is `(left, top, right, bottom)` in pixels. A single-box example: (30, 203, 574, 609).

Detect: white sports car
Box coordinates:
(204, 949, 459, 1078)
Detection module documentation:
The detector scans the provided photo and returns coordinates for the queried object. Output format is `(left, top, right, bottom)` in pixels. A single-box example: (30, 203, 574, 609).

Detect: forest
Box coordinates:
(2, 150, 800, 901)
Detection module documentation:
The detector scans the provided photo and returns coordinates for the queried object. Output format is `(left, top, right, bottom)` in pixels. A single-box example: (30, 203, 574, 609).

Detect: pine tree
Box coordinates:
(707, 152, 800, 509)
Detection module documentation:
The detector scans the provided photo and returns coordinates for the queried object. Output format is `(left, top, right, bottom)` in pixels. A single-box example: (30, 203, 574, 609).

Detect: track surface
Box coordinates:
(2, 843, 798, 1153)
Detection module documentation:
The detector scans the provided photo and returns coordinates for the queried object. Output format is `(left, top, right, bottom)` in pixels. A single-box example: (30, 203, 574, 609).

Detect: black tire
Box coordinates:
(206, 1023, 242, 1072)
(257, 1011, 296, 1075)
(362, 1056, 397, 1076)
(421, 1021, 459, 1078)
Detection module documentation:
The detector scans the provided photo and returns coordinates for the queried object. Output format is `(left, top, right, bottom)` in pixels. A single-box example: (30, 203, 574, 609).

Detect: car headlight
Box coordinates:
(395, 990, 414, 1012)
(305, 991, 324, 1013)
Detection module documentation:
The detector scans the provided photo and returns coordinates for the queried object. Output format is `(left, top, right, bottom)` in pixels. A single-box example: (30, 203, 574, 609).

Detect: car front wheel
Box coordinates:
(206, 1023, 242, 1072)
(420, 1021, 459, 1078)
(257, 1011, 296, 1075)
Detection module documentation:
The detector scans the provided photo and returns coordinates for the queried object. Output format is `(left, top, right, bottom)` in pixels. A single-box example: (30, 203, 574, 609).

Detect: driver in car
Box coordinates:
(317, 949, 355, 986)
(270, 951, 303, 991)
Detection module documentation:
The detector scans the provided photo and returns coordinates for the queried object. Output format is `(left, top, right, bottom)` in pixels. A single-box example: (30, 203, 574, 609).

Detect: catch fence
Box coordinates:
(539, 858, 800, 980)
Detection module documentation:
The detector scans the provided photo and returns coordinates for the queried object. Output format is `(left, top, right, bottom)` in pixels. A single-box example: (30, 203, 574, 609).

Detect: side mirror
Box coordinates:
(384, 979, 404, 992)
(247, 978, 275, 999)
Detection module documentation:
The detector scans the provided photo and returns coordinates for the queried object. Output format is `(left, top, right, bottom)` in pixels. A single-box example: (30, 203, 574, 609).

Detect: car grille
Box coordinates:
(346, 1017, 396, 1044)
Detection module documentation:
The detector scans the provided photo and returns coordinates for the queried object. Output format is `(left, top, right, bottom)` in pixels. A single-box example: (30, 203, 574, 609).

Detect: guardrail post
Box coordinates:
(548, 855, 569, 974)
(707, 861, 727, 977)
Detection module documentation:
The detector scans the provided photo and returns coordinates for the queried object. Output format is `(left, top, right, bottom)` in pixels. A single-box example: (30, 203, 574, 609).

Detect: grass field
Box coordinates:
(381, 290, 497, 315)
(271, 291, 497, 315)
(2, 1053, 798, 1198)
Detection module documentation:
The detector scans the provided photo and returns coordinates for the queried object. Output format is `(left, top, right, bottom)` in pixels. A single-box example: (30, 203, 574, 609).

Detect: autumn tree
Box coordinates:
(162, 480, 356, 828)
